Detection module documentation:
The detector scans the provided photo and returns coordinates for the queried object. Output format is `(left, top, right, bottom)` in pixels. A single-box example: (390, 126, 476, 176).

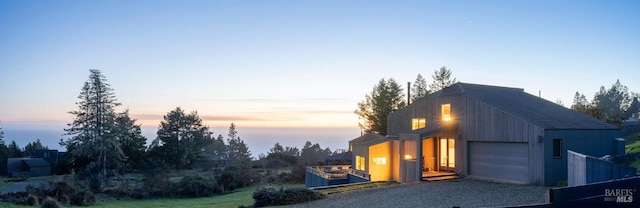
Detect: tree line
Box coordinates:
(1, 69, 336, 192)
(571, 80, 639, 126)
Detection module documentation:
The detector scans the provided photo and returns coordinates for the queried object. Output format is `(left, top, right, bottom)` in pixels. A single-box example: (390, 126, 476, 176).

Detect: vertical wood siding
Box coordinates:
(388, 94, 546, 185)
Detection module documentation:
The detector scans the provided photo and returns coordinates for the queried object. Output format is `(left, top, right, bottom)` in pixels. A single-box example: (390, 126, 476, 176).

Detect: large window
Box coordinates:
(355, 156, 365, 171)
(372, 157, 387, 165)
(553, 139, 562, 158)
(412, 118, 426, 130)
(442, 104, 452, 121)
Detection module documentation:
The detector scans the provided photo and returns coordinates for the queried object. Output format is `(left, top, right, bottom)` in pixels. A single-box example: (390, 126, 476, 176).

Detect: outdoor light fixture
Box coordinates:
(404, 154, 413, 160)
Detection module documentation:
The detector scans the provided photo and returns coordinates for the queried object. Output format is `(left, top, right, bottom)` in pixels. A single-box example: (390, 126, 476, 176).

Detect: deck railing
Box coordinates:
(348, 168, 371, 180)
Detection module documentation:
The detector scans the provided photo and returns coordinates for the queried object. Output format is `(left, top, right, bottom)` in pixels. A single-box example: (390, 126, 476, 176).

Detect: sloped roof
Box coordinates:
(349, 133, 386, 144)
(435, 83, 618, 130)
(23, 158, 50, 168)
(326, 151, 352, 161)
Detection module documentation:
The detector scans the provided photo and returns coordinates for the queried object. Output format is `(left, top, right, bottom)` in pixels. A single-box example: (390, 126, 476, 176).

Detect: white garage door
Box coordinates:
(469, 142, 529, 183)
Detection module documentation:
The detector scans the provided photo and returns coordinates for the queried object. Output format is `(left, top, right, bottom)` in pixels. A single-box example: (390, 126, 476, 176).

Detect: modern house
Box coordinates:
(349, 82, 624, 186)
(7, 157, 51, 177)
(6, 149, 65, 177)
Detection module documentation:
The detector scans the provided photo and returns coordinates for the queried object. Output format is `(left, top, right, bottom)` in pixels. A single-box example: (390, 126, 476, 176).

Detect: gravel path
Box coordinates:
(286, 179, 550, 208)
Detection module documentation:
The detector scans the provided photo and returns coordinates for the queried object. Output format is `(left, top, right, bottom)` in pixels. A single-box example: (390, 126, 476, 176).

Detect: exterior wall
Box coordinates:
(388, 94, 546, 184)
(29, 166, 51, 177)
(391, 140, 400, 181)
(351, 143, 369, 172)
(7, 158, 27, 173)
(544, 129, 622, 186)
(368, 141, 392, 181)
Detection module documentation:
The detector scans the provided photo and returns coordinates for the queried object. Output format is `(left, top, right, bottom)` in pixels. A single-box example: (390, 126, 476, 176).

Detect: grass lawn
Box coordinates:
(629, 159, 640, 171)
(91, 186, 256, 208)
(625, 132, 640, 145)
(92, 183, 304, 208)
(1, 184, 305, 208)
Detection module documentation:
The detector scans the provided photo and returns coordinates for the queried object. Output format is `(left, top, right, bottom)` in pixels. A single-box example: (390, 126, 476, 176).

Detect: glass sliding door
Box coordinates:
(439, 137, 455, 171)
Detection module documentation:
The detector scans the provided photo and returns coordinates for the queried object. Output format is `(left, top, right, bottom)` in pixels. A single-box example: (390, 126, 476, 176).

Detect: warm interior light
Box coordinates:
(442, 104, 452, 122)
(404, 154, 413, 160)
(372, 157, 387, 165)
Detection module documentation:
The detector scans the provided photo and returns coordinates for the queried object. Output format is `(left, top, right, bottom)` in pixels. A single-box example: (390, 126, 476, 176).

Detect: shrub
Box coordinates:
(36, 180, 77, 204)
(70, 190, 96, 206)
(40, 197, 61, 208)
(26, 194, 39, 206)
(253, 186, 325, 207)
(142, 172, 173, 197)
(275, 188, 325, 205)
(252, 185, 281, 207)
(176, 175, 217, 197)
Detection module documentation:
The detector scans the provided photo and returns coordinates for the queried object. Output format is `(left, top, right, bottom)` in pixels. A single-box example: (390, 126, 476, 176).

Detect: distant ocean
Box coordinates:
(2, 124, 361, 158)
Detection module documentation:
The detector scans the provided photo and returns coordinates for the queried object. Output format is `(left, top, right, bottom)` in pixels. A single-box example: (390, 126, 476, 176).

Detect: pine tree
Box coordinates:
(411, 74, 429, 102)
(429, 66, 457, 92)
(226, 123, 251, 165)
(114, 109, 147, 170)
(7, 141, 23, 158)
(204, 134, 227, 157)
(23, 139, 48, 156)
(355, 78, 405, 135)
(154, 107, 213, 169)
(62, 69, 124, 190)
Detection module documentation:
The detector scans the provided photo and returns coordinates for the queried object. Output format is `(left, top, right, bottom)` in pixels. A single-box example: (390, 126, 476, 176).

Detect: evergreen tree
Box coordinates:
(114, 109, 147, 170)
(226, 123, 251, 165)
(23, 139, 48, 156)
(355, 78, 405, 135)
(429, 66, 457, 92)
(300, 141, 331, 165)
(204, 134, 227, 157)
(153, 107, 213, 169)
(269, 142, 284, 154)
(62, 69, 125, 190)
(0, 126, 7, 173)
(411, 73, 429, 102)
(7, 141, 23, 158)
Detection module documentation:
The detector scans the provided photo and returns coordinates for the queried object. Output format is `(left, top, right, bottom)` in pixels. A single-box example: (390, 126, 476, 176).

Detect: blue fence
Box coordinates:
(549, 176, 640, 207)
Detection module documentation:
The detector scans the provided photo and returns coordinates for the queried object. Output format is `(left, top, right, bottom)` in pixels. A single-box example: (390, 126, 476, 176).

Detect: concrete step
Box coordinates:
(422, 175, 461, 182)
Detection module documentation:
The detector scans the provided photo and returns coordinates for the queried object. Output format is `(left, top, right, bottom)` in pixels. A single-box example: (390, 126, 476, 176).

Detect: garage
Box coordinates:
(469, 142, 529, 183)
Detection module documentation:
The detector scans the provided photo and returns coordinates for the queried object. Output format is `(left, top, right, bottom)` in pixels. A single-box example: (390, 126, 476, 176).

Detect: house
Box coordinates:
(32, 149, 60, 172)
(7, 157, 51, 177)
(350, 82, 623, 186)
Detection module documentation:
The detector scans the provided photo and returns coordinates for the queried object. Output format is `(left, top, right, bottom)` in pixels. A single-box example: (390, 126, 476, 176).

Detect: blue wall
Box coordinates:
(544, 129, 622, 186)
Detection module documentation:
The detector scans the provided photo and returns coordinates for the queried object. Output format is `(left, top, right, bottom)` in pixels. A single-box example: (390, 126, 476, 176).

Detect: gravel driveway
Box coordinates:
(286, 179, 550, 208)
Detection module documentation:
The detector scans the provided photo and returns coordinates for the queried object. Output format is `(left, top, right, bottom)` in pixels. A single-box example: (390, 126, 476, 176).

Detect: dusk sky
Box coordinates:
(1, 1, 638, 156)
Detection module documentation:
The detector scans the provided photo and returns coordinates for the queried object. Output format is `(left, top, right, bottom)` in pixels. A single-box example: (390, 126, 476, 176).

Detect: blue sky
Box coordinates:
(1, 1, 639, 155)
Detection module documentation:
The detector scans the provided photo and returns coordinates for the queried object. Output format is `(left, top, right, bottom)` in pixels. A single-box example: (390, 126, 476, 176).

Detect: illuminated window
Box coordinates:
(442, 104, 452, 121)
(403, 140, 417, 160)
(372, 157, 387, 165)
(412, 118, 426, 130)
(355, 156, 365, 171)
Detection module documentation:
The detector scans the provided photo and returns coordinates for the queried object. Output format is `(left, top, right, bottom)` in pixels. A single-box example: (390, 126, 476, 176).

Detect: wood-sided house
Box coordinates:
(350, 83, 623, 186)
